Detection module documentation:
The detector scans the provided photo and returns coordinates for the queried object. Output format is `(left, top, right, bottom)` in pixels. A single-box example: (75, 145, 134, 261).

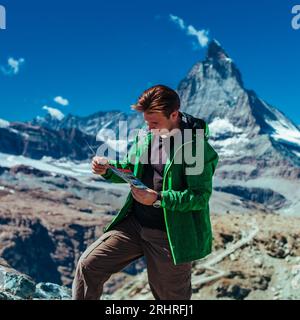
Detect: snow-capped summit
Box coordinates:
(204, 39, 243, 87)
(206, 39, 231, 61)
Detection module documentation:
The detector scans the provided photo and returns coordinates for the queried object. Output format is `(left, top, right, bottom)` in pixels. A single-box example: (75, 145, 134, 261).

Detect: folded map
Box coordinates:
(108, 166, 148, 190)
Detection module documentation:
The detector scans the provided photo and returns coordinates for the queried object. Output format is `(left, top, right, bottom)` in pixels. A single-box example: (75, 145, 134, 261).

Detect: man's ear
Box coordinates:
(170, 110, 179, 121)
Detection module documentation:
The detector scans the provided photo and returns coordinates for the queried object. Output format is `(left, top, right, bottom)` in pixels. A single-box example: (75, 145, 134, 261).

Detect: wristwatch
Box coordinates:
(152, 192, 162, 208)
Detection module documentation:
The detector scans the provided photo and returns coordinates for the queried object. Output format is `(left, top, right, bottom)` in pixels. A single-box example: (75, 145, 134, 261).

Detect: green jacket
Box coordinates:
(101, 112, 219, 265)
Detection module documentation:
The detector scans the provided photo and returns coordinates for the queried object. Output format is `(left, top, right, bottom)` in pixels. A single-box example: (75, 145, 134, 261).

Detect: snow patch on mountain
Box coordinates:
(258, 99, 300, 146)
(0, 152, 90, 177)
(0, 118, 10, 128)
(214, 175, 300, 215)
(265, 118, 300, 146)
(42, 106, 65, 121)
(209, 118, 243, 138)
(212, 133, 250, 157)
(293, 151, 300, 158)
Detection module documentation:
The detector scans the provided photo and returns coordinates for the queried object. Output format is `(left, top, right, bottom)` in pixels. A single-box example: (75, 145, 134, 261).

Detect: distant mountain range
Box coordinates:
(0, 39, 299, 214)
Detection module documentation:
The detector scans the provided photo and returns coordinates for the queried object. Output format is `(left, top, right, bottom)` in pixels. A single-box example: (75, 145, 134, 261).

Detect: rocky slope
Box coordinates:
(2, 210, 299, 300)
(0, 163, 145, 293)
(31, 110, 144, 138)
(0, 122, 96, 160)
(106, 213, 300, 300)
(0, 259, 71, 300)
(1, 162, 299, 300)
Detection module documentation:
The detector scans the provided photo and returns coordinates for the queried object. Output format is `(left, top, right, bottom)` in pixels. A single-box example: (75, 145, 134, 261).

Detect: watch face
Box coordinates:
(153, 200, 161, 208)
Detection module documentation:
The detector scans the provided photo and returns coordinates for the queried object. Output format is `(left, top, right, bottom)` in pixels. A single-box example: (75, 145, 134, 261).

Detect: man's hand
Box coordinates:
(92, 156, 109, 175)
(130, 186, 158, 206)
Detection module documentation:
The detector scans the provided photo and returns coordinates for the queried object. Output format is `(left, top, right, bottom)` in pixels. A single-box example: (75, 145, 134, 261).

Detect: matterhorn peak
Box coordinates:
(206, 39, 231, 62)
(201, 39, 243, 87)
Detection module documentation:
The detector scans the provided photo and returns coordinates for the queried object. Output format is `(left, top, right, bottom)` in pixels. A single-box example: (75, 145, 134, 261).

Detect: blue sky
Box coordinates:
(0, 0, 299, 124)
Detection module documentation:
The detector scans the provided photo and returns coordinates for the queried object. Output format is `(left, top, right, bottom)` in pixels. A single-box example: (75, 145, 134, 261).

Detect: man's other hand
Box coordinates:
(92, 156, 109, 175)
(130, 186, 158, 205)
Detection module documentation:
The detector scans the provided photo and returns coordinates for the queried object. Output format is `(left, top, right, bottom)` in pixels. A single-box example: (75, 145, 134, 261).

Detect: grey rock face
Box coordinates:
(0, 123, 96, 160)
(0, 264, 71, 300)
(31, 110, 144, 138)
(0, 265, 35, 299)
(34, 282, 71, 300)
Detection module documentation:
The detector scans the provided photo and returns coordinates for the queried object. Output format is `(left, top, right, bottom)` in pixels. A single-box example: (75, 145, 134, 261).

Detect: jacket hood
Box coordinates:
(179, 112, 209, 140)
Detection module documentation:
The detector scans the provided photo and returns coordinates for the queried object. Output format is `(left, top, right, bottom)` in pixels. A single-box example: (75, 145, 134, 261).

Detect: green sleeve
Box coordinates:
(161, 141, 219, 212)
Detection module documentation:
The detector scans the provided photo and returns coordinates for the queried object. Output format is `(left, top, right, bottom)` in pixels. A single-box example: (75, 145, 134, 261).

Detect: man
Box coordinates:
(72, 84, 219, 300)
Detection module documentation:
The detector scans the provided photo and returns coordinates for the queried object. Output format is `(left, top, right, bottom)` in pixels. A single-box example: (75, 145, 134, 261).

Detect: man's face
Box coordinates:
(143, 111, 180, 136)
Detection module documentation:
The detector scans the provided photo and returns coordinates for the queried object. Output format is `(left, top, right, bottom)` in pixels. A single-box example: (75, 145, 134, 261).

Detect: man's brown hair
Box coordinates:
(132, 84, 180, 118)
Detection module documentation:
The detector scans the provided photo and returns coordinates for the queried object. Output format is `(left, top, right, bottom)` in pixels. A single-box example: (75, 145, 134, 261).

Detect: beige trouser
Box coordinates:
(72, 214, 192, 300)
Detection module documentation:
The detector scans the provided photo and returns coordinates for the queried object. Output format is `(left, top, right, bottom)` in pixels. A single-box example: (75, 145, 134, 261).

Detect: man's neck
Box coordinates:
(170, 116, 182, 131)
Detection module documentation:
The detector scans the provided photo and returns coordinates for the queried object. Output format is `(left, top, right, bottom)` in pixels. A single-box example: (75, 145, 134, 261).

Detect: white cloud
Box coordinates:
(187, 25, 209, 47)
(42, 106, 65, 121)
(54, 96, 69, 106)
(1, 57, 25, 75)
(169, 14, 209, 48)
(169, 14, 185, 30)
